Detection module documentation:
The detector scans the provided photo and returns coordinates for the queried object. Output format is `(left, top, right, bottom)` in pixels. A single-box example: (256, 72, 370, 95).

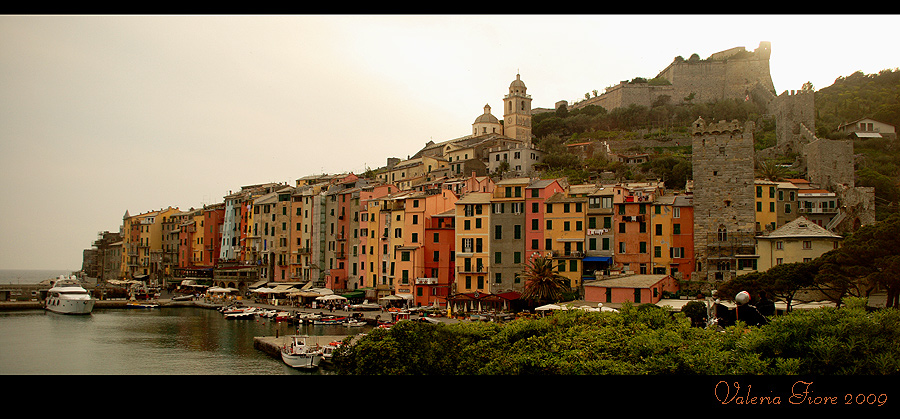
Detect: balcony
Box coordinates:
(799, 207, 838, 214)
(458, 265, 486, 274)
(416, 277, 439, 285)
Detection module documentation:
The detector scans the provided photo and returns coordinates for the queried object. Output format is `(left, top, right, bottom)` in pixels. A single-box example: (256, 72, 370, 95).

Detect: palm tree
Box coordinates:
(521, 257, 572, 306)
(756, 159, 788, 181)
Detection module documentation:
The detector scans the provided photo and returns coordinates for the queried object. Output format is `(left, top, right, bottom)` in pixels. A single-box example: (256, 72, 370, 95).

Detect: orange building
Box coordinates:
(612, 183, 664, 275)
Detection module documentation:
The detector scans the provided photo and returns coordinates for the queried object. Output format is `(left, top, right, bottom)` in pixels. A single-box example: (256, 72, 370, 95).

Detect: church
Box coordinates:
(410, 73, 545, 179)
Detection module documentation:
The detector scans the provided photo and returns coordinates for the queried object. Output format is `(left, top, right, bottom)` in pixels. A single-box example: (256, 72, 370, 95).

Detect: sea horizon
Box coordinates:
(0, 268, 77, 284)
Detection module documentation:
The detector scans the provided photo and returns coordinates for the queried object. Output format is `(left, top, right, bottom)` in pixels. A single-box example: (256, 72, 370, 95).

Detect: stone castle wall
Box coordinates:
(571, 42, 775, 112)
(804, 138, 856, 189)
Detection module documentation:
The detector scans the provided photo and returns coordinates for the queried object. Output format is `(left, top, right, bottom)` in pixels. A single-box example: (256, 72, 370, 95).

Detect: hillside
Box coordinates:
(530, 69, 900, 218)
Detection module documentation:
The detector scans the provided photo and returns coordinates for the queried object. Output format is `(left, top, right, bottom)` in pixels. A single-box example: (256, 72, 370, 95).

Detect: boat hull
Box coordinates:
(45, 298, 95, 315)
(281, 350, 324, 369)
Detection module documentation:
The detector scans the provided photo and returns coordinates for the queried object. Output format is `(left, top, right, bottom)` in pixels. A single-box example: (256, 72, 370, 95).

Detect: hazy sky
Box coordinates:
(1, 14, 896, 271)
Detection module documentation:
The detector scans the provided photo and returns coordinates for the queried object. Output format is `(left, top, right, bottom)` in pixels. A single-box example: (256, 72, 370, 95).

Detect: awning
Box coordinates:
(341, 290, 365, 299)
(269, 285, 296, 293)
(583, 257, 613, 263)
(249, 280, 268, 289)
(854, 132, 882, 138)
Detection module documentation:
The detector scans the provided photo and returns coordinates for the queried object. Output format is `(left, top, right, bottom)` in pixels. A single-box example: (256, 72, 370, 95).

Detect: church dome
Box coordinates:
(473, 104, 499, 124)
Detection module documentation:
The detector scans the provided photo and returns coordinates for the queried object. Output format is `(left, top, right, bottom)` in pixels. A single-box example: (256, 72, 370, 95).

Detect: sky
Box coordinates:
(1, 14, 897, 271)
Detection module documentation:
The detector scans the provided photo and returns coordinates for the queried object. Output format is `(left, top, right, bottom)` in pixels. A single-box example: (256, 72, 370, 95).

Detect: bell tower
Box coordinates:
(503, 74, 532, 144)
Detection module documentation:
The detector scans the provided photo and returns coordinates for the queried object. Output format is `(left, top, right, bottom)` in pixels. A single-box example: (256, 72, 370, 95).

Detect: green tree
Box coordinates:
(817, 213, 900, 308)
(520, 257, 572, 306)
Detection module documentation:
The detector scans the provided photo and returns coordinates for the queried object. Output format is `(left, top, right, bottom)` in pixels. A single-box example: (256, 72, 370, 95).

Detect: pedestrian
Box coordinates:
(757, 290, 775, 317)
(734, 291, 768, 326)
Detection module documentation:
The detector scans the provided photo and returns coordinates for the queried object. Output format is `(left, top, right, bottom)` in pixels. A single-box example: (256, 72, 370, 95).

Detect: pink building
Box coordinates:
(583, 274, 678, 305)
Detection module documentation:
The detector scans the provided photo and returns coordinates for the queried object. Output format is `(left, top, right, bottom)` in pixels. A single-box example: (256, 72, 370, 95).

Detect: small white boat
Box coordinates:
(224, 307, 257, 319)
(257, 309, 277, 318)
(45, 275, 95, 315)
(321, 341, 343, 362)
(126, 301, 160, 309)
(344, 319, 365, 327)
(281, 335, 323, 369)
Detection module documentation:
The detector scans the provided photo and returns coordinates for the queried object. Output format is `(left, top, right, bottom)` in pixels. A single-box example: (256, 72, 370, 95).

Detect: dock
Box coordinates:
(253, 334, 366, 359)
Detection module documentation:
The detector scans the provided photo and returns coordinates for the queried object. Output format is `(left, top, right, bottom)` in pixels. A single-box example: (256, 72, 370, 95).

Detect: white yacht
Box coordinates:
(45, 275, 95, 315)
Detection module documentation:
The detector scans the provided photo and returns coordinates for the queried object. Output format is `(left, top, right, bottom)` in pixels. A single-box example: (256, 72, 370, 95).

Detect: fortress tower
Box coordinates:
(503, 74, 533, 144)
(691, 117, 757, 283)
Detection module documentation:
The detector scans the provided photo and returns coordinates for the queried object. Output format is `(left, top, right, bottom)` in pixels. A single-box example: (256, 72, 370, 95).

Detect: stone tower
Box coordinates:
(691, 117, 757, 283)
(503, 74, 532, 144)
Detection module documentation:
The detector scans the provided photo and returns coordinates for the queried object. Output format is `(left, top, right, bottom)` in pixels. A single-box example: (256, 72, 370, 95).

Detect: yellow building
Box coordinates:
(543, 191, 587, 289)
(755, 179, 778, 232)
(454, 192, 492, 294)
(756, 216, 842, 272)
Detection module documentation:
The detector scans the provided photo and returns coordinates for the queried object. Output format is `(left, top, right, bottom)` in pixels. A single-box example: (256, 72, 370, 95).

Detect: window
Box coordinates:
(547, 220, 553, 230)
(433, 251, 440, 262)
(619, 242, 626, 254)
(654, 246, 661, 258)
(401, 251, 410, 261)
(495, 225, 502, 240)
(673, 224, 681, 235)
(514, 225, 522, 239)
(495, 252, 502, 264)
(640, 242, 647, 254)
(803, 240, 812, 249)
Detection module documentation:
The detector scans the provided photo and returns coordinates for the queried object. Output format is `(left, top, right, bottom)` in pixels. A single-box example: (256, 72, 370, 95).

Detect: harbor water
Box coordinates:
(0, 305, 363, 375)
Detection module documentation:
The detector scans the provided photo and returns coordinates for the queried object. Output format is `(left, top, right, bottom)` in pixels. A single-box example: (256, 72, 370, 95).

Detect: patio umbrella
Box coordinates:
(315, 294, 348, 301)
(535, 303, 564, 311)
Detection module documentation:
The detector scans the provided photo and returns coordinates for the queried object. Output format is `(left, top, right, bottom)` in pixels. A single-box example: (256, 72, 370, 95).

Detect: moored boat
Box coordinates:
(224, 307, 257, 319)
(281, 335, 323, 369)
(321, 340, 343, 362)
(126, 301, 160, 309)
(312, 315, 347, 325)
(45, 275, 95, 315)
